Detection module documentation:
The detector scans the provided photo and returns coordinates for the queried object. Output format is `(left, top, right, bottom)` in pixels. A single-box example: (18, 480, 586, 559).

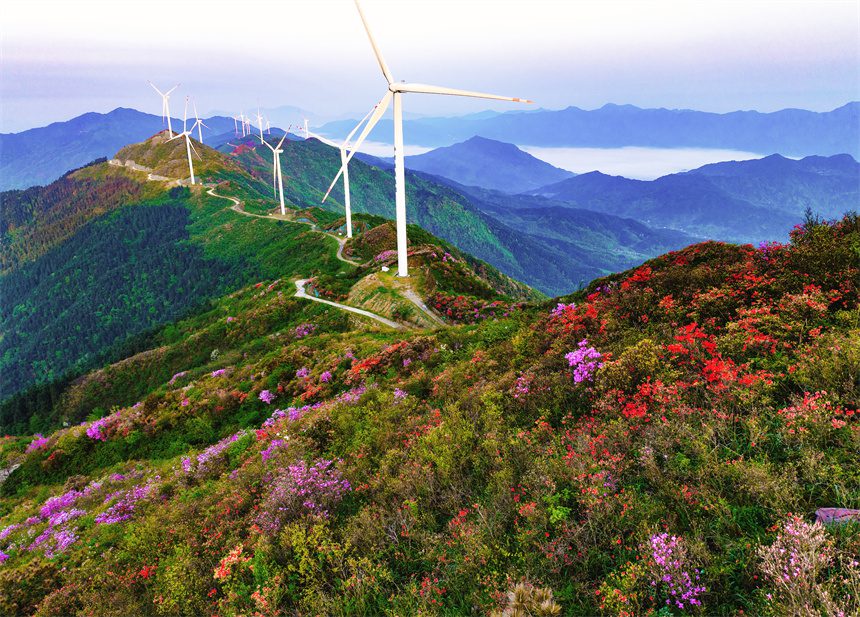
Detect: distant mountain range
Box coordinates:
(523, 154, 859, 243)
(318, 102, 860, 157)
(402, 136, 574, 193)
(0, 108, 236, 190)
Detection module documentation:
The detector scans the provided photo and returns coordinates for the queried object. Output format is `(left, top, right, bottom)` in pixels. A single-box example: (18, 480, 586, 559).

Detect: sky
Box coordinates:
(2, 0, 859, 133)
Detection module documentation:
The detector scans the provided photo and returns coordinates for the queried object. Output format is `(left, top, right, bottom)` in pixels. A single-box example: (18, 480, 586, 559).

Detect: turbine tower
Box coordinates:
(262, 128, 291, 216)
(169, 97, 201, 186)
(327, 0, 532, 277)
(148, 81, 180, 138)
(314, 105, 377, 238)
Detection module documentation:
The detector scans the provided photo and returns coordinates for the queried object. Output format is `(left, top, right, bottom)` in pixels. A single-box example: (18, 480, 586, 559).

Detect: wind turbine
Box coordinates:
(191, 100, 210, 144)
(169, 97, 201, 186)
(255, 108, 265, 143)
(262, 127, 291, 216)
(303, 118, 309, 139)
(233, 115, 239, 136)
(148, 81, 180, 138)
(325, 0, 532, 277)
(313, 105, 376, 238)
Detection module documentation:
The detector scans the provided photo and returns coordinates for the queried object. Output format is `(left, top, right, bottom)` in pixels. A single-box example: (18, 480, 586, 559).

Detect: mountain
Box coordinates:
(220, 135, 694, 295)
(317, 101, 860, 157)
(0, 108, 236, 190)
(0, 133, 535, 406)
(0, 211, 856, 616)
(403, 136, 574, 193)
(526, 154, 860, 242)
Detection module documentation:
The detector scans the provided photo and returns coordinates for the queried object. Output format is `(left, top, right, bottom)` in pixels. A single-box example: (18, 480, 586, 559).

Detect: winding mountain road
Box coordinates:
(294, 280, 403, 329)
(205, 188, 403, 327)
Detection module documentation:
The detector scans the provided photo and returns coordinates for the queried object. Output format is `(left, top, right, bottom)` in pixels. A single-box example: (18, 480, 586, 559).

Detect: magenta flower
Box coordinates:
(320, 370, 332, 383)
(211, 368, 228, 378)
(296, 367, 310, 379)
(86, 417, 109, 441)
(551, 302, 576, 317)
(259, 390, 275, 404)
(565, 339, 604, 383)
(293, 323, 316, 338)
(26, 433, 49, 452)
(394, 388, 408, 401)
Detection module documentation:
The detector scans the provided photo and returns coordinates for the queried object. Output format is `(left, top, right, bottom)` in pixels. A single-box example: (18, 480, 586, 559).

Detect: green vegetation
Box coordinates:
(0, 209, 856, 615)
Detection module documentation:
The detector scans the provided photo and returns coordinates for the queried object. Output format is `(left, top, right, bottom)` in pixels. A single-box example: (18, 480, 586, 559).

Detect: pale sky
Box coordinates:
(2, 0, 858, 132)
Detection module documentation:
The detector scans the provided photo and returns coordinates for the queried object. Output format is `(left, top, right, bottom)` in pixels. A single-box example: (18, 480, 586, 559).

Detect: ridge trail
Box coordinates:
(205, 187, 409, 329)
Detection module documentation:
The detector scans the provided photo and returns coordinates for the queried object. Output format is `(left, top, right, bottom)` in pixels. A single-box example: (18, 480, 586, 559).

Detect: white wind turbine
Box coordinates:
(191, 100, 210, 144)
(255, 108, 265, 143)
(262, 127, 291, 216)
(326, 0, 532, 277)
(313, 105, 377, 238)
(148, 81, 180, 138)
(169, 97, 201, 186)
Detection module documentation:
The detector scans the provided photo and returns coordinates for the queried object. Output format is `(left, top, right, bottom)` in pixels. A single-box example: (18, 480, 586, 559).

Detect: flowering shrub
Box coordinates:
(320, 370, 332, 383)
(258, 390, 275, 404)
(95, 481, 155, 525)
(255, 459, 350, 534)
(755, 515, 860, 615)
(26, 434, 49, 452)
(647, 533, 705, 610)
(565, 339, 604, 383)
(86, 417, 109, 441)
(430, 292, 522, 324)
(293, 323, 316, 338)
(375, 249, 397, 262)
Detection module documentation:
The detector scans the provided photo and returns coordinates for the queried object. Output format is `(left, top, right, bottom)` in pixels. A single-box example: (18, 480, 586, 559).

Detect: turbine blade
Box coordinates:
(166, 83, 180, 95)
(188, 137, 201, 159)
(322, 91, 391, 203)
(343, 100, 380, 149)
(354, 0, 394, 84)
(396, 82, 533, 103)
(276, 128, 289, 149)
(148, 81, 164, 96)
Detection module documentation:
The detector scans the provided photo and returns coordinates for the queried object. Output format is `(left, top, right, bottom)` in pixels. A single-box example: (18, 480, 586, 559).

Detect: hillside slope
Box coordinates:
(0, 108, 236, 190)
(0, 214, 856, 616)
(222, 136, 694, 295)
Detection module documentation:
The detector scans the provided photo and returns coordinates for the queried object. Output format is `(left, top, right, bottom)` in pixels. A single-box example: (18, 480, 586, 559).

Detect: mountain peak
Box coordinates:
(405, 136, 574, 193)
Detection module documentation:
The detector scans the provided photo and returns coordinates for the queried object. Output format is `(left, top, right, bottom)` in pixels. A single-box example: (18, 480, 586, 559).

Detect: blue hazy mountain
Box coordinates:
(525, 154, 860, 242)
(0, 108, 236, 190)
(317, 102, 860, 157)
(402, 136, 574, 193)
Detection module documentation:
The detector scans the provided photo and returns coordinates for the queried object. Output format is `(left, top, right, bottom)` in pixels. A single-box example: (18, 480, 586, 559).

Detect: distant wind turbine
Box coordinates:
(314, 105, 377, 238)
(169, 97, 201, 186)
(303, 118, 309, 139)
(233, 115, 239, 136)
(262, 128, 291, 216)
(191, 100, 210, 144)
(148, 81, 180, 138)
(255, 108, 265, 143)
(326, 0, 532, 277)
